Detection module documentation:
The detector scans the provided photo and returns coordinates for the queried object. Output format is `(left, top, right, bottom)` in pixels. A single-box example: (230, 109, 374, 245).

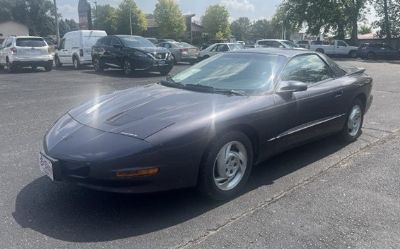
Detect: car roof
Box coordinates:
(257, 39, 286, 42)
(232, 48, 317, 58)
(11, 36, 44, 39)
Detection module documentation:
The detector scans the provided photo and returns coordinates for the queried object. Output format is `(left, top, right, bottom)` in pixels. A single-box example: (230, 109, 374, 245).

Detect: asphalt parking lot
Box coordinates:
(0, 59, 400, 249)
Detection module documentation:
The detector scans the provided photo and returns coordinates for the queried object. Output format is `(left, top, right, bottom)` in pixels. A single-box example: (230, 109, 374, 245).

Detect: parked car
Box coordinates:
(158, 39, 176, 43)
(158, 41, 199, 64)
(0, 36, 53, 72)
(255, 39, 300, 49)
(296, 40, 311, 49)
(91, 35, 174, 76)
(54, 30, 107, 69)
(199, 43, 243, 59)
(145, 37, 159, 45)
(40, 48, 373, 200)
(310, 40, 358, 58)
(358, 43, 400, 60)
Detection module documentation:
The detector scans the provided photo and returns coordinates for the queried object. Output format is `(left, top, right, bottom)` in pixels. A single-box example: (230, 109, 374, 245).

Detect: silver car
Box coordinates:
(0, 36, 53, 72)
(159, 42, 200, 64)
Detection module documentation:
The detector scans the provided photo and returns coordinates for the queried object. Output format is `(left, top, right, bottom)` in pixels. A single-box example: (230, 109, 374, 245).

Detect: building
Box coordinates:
(78, 0, 92, 30)
(0, 21, 29, 43)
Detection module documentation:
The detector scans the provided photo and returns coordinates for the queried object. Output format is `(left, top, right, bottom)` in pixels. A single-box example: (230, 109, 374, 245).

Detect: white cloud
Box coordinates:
(221, 0, 255, 12)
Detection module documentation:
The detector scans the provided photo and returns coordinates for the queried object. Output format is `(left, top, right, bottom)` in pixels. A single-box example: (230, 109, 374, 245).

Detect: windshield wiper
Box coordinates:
(159, 78, 184, 88)
(185, 84, 247, 96)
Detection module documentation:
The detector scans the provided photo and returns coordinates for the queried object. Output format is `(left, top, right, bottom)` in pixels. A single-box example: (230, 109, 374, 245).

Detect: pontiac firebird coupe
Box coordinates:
(40, 49, 373, 200)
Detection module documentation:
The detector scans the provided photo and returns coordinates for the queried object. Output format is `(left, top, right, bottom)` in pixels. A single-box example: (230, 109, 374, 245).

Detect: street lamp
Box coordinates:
(53, 0, 60, 46)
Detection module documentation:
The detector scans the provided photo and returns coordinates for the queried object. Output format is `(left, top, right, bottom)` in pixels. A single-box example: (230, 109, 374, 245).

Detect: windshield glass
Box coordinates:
(229, 43, 243, 50)
(171, 53, 285, 94)
(282, 41, 298, 48)
(180, 42, 194, 48)
(16, 38, 46, 47)
(120, 36, 155, 48)
(83, 36, 104, 47)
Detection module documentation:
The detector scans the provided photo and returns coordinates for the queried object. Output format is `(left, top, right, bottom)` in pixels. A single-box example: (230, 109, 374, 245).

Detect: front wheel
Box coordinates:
(340, 99, 364, 142)
(93, 57, 104, 73)
(197, 131, 253, 200)
(45, 63, 53, 72)
(55, 56, 62, 67)
(123, 59, 133, 76)
(73, 57, 80, 70)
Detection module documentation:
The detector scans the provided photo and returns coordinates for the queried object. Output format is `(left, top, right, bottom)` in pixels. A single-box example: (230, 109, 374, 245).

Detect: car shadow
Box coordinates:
(13, 135, 348, 243)
(0, 67, 49, 74)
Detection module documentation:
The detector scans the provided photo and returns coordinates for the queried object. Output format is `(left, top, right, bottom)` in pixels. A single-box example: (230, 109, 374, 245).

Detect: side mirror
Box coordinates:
(278, 81, 308, 93)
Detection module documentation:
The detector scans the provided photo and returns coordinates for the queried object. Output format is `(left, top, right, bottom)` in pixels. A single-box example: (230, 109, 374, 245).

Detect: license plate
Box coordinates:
(158, 60, 166, 65)
(39, 153, 54, 180)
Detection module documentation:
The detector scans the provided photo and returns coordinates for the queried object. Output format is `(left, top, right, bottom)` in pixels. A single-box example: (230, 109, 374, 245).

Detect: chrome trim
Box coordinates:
(268, 113, 346, 142)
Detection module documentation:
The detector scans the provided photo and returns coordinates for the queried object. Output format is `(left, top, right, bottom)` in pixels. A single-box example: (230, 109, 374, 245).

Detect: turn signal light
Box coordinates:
(116, 167, 160, 178)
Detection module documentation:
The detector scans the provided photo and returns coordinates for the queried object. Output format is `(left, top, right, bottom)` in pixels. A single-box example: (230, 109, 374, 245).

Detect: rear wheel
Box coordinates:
(93, 57, 104, 73)
(340, 98, 364, 142)
(197, 131, 253, 200)
(316, 48, 324, 54)
(159, 67, 172, 76)
(349, 50, 357, 58)
(5, 59, 15, 73)
(123, 59, 133, 76)
(73, 56, 80, 70)
(45, 63, 53, 72)
(55, 56, 62, 67)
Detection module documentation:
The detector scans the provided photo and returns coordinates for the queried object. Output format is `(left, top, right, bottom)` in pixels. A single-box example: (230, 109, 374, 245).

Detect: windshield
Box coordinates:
(16, 38, 46, 47)
(120, 36, 155, 48)
(83, 36, 104, 47)
(282, 41, 298, 48)
(171, 53, 285, 94)
(179, 42, 194, 48)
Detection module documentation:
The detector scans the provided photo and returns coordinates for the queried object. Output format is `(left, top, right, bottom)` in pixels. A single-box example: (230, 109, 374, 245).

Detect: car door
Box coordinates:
(275, 54, 346, 146)
(109, 37, 124, 67)
(335, 40, 348, 55)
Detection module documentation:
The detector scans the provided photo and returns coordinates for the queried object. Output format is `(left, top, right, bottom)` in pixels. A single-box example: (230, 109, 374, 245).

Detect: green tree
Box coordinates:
(93, 4, 117, 34)
(230, 17, 251, 41)
(250, 19, 281, 40)
(373, 0, 400, 38)
(358, 24, 372, 34)
(115, 0, 147, 35)
(154, 0, 186, 39)
(202, 5, 230, 40)
(59, 19, 79, 37)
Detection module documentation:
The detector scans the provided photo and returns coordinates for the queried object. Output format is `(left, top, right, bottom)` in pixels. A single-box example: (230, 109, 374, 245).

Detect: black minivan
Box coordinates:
(91, 35, 174, 75)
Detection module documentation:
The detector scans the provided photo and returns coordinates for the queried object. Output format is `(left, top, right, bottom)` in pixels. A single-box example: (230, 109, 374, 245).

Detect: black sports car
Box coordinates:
(91, 35, 174, 76)
(40, 49, 373, 200)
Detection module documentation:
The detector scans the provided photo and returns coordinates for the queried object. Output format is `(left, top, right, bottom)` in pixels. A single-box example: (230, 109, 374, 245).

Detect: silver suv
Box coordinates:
(0, 36, 53, 72)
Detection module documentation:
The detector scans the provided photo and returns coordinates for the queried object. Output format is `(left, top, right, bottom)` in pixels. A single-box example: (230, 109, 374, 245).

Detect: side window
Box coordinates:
(6, 38, 13, 47)
(59, 39, 65, 49)
(259, 41, 272, 47)
(272, 41, 282, 48)
(337, 41, 347, 47)
(281, 55, 333, 84)
(210, 45, 218, 52)
(111, 37, 121, 46)
(103, 37, 111, 46)
(217, 44, 229, 52)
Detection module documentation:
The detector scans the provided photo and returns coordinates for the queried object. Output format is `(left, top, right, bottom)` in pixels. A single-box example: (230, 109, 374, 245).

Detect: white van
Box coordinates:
(54, 30, 107, 69)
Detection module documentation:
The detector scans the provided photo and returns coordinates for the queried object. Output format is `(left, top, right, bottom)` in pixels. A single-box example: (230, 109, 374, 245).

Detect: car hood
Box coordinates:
(68, 84, 249, 140)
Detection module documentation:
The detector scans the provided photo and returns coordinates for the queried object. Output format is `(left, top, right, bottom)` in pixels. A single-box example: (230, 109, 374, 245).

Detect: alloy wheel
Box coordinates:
(213, 141, 248, 191)
(347, 105, 362, 137)
(123, 60, 132, 75)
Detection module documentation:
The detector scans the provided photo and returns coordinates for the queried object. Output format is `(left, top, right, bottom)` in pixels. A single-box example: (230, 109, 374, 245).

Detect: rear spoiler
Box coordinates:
(345, 67, 366, 76)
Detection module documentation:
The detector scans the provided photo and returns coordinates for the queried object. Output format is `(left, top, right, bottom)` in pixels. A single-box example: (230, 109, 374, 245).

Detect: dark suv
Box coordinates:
(358, 43, 400, 59)
(92, 35, 174, 75)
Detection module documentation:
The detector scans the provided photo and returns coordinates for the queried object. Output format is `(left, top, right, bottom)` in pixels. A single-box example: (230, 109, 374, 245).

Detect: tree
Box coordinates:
(202, 5, 230, 40)
(250, 19, 281, 40)
(358, 24, 372, 34)
(153, 0, 186, 39)
(231, 17, 251, 41)
(93, 4, 117, 34)
(373, 0, 400, 38)
(59, 19, 79, 37)
(115, 0, 147, 35)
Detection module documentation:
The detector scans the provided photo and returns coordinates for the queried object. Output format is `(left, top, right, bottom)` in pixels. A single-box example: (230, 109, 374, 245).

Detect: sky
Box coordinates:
(57, 0, 282, 22)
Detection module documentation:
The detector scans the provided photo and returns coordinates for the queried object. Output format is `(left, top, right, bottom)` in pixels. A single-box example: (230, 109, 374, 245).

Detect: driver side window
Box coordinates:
(59, 39, 65, 49)
(281, 55, 333, 85)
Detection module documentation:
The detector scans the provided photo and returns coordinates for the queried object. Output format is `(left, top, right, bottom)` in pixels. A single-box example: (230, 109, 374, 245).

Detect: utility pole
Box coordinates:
(129, 5, 133, 35)
(53, 0, 60, 46)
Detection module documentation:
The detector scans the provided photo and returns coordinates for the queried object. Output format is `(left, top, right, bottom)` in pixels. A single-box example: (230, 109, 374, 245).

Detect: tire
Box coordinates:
(45, 63, 53, 72)
(349, 50, 357, 58)
(93, 57, 104, 73)
(340, 98, 364, 143)
(367, 52, 376, 60)
(159, 67, 172, 76)
(171, 55, 177, 65)
(197, 131, 254, 201)
(316, 48, 324, 54)
(5, 60, 15, 73)
(55, 56, 62, 68)
(73, 56, 80, 70)
(123, 58, 132, 76)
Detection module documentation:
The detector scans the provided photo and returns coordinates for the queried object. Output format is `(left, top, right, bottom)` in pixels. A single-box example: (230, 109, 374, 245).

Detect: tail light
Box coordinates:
(10, 47, 17, 54)
(80, 49, 84, 57)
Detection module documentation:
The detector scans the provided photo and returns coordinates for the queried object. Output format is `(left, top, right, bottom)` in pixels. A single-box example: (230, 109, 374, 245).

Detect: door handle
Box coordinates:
(334, 90, 343, 98)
